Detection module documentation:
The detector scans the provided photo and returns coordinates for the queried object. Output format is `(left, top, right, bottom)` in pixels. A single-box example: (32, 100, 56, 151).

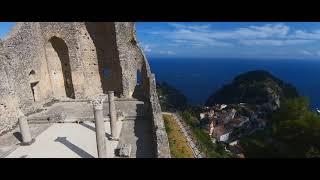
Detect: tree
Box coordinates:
(156, 82, 188, 111)
(241, 97, 320, 158)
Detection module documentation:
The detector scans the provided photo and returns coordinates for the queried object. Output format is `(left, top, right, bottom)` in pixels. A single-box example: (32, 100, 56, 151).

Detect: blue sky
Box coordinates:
(136, 22, 320, 59)
(2, 22, 320, 59)
(0, 22, 15, 38)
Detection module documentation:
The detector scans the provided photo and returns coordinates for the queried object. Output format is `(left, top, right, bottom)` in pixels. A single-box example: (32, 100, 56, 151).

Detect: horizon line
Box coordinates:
(146, 56, 320, 61)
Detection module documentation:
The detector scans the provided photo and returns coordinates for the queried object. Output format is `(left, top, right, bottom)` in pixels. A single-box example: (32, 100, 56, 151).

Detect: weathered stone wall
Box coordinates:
(40, 22, 87, 99)
(139, 58, 171, 158)
(114, 22, 170, 157)
(0, 22, 170, 158)
(84, 22, 123, 97)
(0, 42, 20, 134)
(1, 23, 52, 114)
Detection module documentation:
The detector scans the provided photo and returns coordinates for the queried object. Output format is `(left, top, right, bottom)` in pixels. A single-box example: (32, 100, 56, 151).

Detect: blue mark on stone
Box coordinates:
(103, 68, 109, 78)
(137, 71, 141, 85)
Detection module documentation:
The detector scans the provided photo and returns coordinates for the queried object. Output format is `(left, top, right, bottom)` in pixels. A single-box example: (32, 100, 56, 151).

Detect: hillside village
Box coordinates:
(156, 70, 317, 158)
(199, 103, 268, 157)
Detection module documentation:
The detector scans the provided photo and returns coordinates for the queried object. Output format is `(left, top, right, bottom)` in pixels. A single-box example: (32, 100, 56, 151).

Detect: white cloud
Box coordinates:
(149, 23, 320, 47)
(151, 23, 234, 47)
(298, 50, 320, 57)
(144, 45, 152, 52)
(172, 39, 188, 43)
(150, 32, 162, 35)
(163, 29, 233, 47)
(165, 23, 291, 40)
(168, 23, 211, 31)
(210, 23, 290, 39)
(239, 39, 315, 46)
(168, 29, 216, 43)
(159, 50, 176, 55)
(292, 30, 320, 39)
(140, 43, 152, 52)
(301, 50, 313, 56)
(168, 43, 181, 47)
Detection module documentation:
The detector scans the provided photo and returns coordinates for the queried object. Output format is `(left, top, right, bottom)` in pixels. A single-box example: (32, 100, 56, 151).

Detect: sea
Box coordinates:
(148, 58, 320, 110)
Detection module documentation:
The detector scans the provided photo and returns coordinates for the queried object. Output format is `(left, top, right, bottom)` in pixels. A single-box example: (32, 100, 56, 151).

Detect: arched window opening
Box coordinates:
(29, 70, 39, 102)
(29, 70, 35, 75)
(47, 36, 75, 99)
(85, 22, 122, 95)
(103, 68, 109, 78)
(132, 70, 142, 100)
(30, 81, 39, 102)
(137, 70, 142, 86)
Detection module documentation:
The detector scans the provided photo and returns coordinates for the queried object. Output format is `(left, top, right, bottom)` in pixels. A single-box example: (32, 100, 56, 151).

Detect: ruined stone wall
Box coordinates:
(84, 22, 123, 97)
(1, 23, 52, 114)
(0, 42, 20, 134)
(77, 23, 104, 97)
(39, 22, 87, 99)
(0, 22, 100, 133)
(114, 22, 171, 158)
(138, 52, 171, 158)
(0, 22, 170, 157)
(114, 22, 150, 99)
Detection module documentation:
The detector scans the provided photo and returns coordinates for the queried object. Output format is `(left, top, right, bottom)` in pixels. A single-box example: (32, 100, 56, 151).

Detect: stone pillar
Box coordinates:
(18, 116, 35, 145)
(108, 91, 118, 140)
(92, 97, 107, 158)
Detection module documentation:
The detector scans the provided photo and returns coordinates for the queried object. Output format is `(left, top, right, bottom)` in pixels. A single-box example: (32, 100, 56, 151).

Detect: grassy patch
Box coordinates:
(163, 114, 195, 158)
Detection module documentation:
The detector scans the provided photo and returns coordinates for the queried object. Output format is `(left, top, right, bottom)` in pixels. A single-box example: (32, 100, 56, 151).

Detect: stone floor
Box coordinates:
(118, 118, 155, 158)
(6, 122, 118, 158)
(0, 99, 156, 158)
(0, 123, 51, 158)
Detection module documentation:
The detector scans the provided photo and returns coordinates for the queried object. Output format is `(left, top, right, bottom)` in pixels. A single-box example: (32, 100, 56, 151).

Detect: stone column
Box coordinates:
(18, 116, 35, 145)
(92, 97, 107, 158)
(108, 91, 118, 140)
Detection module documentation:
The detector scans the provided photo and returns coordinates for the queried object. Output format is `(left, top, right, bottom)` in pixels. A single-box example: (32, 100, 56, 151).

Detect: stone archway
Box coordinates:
(29, 70, 40, 102)
(84, 22, 122, 96)
(132, 69, 142, 100)
(46, 36, 75, 99)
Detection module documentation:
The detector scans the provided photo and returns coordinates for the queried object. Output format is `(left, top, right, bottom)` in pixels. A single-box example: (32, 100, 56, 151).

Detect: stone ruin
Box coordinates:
(0, 22, 170, 158)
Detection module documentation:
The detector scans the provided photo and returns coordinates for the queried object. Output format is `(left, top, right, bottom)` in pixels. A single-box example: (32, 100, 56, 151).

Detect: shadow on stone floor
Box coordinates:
(134, 103, 155, 158)
(54, 137, 95, 158)
(79, 122, 112, 140)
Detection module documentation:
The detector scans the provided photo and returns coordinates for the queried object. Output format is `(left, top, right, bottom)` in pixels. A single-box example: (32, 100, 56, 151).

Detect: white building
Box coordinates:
(200, 113, 206, 120)
(214, 124, 233, 142)
(220, 104, 227, 110)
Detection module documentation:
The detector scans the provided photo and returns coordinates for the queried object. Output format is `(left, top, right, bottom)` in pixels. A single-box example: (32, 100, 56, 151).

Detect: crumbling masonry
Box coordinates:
(0, 22, 170, 158)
